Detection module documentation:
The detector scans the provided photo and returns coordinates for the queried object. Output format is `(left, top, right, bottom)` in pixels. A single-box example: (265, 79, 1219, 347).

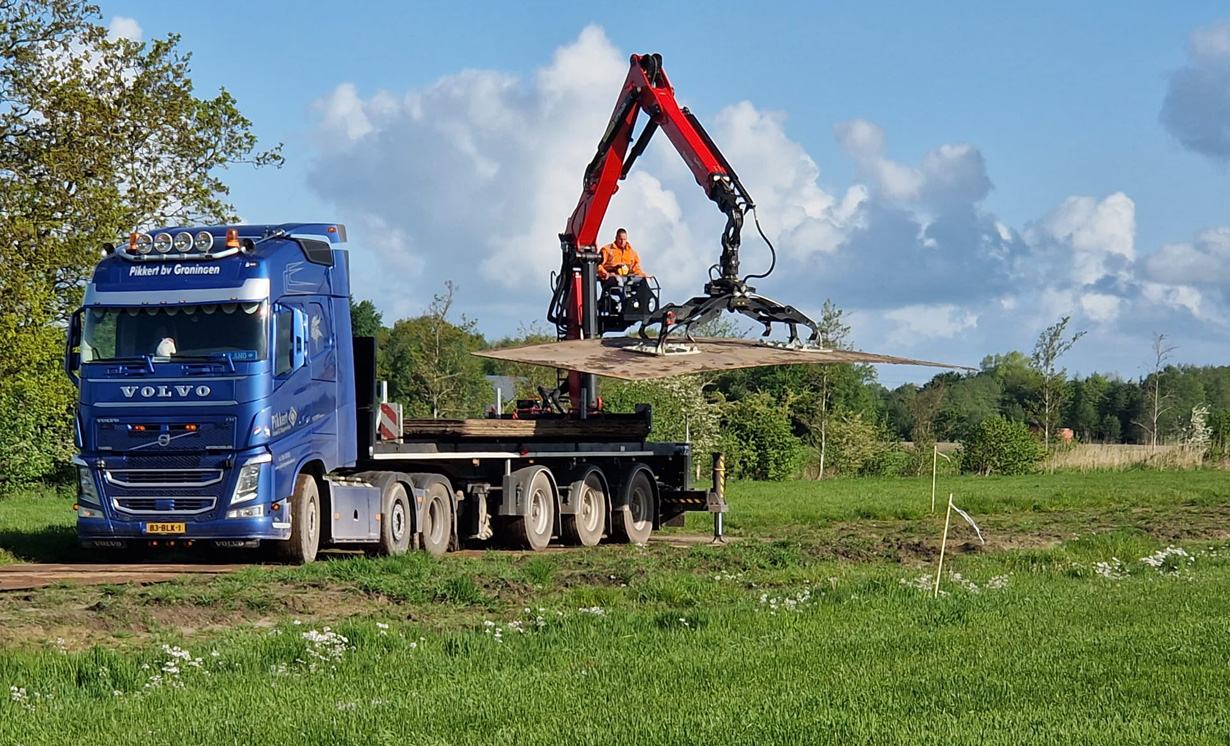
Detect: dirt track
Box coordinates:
(0, 563, 254, 592)
(0, 534, 732, 592)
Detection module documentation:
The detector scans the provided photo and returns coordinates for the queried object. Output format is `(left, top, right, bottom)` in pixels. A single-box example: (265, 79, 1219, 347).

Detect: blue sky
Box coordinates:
(97, 2, 1230, 387)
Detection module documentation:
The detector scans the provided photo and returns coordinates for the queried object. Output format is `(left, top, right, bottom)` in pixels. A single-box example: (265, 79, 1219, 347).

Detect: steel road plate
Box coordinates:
(473, 337, 972, 381)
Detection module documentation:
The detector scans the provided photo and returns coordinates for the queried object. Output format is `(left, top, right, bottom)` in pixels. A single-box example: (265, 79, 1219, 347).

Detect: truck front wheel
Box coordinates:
(277, 473, 321, 564)
(379, 481, 412, 556)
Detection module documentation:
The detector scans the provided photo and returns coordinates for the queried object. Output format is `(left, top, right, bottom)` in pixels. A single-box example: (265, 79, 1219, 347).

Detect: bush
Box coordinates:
(960, 416, 1043, 476)
(861, 448, 915, 477)
(720, 393, 802, 481)
(819, 412, 881, 477)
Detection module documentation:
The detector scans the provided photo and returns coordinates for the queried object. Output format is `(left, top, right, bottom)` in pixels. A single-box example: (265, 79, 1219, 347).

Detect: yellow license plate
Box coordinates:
(145, 522, 186, 534)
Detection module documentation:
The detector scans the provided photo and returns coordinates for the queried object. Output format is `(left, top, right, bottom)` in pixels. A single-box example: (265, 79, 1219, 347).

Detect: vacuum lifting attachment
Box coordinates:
(546, 53, 821, 411)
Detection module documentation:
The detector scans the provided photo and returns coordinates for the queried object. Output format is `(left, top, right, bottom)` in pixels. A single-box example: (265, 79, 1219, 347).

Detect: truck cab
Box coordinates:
(65, 224, 357, 558)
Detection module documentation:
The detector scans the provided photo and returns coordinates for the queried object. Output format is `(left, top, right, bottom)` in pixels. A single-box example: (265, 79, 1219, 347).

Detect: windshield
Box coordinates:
(82, 302, 268, 362)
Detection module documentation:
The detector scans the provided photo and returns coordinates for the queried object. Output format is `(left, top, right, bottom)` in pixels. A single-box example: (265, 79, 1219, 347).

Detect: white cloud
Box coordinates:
(1144, 226, 1230, 285)
(834, 118, 991, 209)
(1024, 192, 1135, 286)
(1160, 20, 1230, 162)
(1080, 292, 1122, 323)
(300, 25, 1230, 377)
(107, 16, 142, 42)
(306, 26, 867, 324)
(883, 304, 978, 345)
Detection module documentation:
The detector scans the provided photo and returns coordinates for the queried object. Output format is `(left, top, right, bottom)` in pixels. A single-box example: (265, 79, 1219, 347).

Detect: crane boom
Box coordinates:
(546, 53, 820, 414)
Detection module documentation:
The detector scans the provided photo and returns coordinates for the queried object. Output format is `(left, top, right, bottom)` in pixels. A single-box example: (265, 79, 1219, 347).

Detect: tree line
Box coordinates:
(358, 289, 1230, 482)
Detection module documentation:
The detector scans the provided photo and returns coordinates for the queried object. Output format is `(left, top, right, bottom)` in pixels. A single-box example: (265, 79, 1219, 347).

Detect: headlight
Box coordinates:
(230, 461, 264, 505)
(78, 507, 103, 519)
(226, 503, 264, 519)
(77, 466, 101, 506)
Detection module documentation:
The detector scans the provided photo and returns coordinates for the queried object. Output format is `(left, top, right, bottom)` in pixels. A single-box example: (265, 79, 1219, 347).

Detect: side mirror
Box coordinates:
(291, 307, 308, 370)
(64, 309, 83, 385)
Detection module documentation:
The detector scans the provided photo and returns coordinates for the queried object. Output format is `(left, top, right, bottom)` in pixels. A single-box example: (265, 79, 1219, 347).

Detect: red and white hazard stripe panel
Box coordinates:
(378, 402, 402, 441)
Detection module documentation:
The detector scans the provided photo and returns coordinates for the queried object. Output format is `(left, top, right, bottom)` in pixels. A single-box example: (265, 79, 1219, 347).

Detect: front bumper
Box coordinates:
(77, 510, 290, 542)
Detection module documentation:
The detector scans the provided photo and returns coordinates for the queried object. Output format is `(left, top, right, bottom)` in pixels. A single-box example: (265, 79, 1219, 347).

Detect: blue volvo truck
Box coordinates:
(64, 224, 713, 562)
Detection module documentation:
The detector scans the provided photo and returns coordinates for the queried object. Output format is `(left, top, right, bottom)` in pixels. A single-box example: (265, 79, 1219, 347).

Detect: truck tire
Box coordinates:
(419, 480, 452, 558)
(561, 472, 605, 547)
(378, 480, 413, 556)
(507, 469, 555, 551)
(277, 473, 321, 564)
(612, 469, 654, 545)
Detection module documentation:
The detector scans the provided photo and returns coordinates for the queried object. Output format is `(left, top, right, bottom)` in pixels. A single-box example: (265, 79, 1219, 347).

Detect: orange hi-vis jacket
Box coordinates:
(598, 241, 646, 278)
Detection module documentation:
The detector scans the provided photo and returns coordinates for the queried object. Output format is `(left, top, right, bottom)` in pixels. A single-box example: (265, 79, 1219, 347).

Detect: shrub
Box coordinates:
(720, 393, 802, 481)
(960, 416, 1043, 476)
(821, 412, 881, 477)
(861, 448, 915, 477)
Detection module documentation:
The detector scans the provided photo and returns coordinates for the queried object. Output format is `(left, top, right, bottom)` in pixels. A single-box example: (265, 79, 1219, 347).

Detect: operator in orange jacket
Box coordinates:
(597, 228, 654, 317)
(597, 228, 648, 281)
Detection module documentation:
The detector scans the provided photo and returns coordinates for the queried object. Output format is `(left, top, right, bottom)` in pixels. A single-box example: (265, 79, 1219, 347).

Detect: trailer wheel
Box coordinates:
(378, 481, 412, 556)
(277, 473, 321, 564)
(419, 481, 452, 558)
(508, 469, 555, 551)
(612, 469, 654, 545)
(561, 472, 605, 547)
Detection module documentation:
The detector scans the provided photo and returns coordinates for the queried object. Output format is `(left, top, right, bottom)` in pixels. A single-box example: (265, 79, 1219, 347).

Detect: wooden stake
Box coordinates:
(934, 492, 954, 598)
(931, 445, 938, 513)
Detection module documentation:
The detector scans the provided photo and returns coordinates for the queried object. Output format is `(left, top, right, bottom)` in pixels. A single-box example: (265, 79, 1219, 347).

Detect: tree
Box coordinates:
(601, 375, 720, 459)
(349, 298, 384, 337)
(481, 322, 558, 408)
(813, 299, 851, 479)
(1067, 373, 1109, 442)
(1029, 316, 1085, 451)
(905, 381, 946, 475)
(719, 392, 801, 481)
(0, 1, 282, 485)
(384, 282, 490, 418)
(1133, 333, 1177, 452)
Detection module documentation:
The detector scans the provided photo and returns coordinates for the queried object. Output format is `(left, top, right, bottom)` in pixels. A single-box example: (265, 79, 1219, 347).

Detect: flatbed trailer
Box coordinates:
(333, 338, 716, 556)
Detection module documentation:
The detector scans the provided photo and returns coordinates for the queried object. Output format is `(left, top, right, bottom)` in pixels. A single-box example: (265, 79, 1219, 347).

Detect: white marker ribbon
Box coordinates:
(950, 502, 985, 544)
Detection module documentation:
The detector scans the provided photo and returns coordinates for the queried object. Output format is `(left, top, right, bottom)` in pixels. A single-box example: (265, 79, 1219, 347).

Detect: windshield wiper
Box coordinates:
(96, 355, 156, 373)
(173, 353, 237, 373)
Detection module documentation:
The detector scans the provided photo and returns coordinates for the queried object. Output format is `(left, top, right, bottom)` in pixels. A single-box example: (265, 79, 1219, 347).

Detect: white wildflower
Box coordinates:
(1094, 558, 1128, 580)
(1139, 546, 1194, 573)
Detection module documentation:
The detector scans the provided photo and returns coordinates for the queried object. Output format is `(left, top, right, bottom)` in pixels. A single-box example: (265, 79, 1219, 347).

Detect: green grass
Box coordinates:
(2, 472, 1230, 743)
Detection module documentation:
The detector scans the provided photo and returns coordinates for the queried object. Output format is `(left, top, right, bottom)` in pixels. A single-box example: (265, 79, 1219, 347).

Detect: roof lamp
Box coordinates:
(194, 231, 214, 253)
(134, 233, 154, 255)
(173, 232, 193, 253)
(154, 233, 173, 253)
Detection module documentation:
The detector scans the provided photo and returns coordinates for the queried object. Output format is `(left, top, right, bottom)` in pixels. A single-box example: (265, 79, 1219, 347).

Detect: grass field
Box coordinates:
(1, 472, 1229, 744)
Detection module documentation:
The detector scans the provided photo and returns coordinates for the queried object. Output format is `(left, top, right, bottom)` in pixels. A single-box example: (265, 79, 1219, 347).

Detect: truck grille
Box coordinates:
(104, 469, 223, 488)
(96, 420, 234, 452)
(113, 497, 217, 515)
(99, 456, 231, 518)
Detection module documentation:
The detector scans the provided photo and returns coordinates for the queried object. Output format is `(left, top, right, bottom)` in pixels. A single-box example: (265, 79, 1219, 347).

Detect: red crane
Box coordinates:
(546, 53, 819, 413)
